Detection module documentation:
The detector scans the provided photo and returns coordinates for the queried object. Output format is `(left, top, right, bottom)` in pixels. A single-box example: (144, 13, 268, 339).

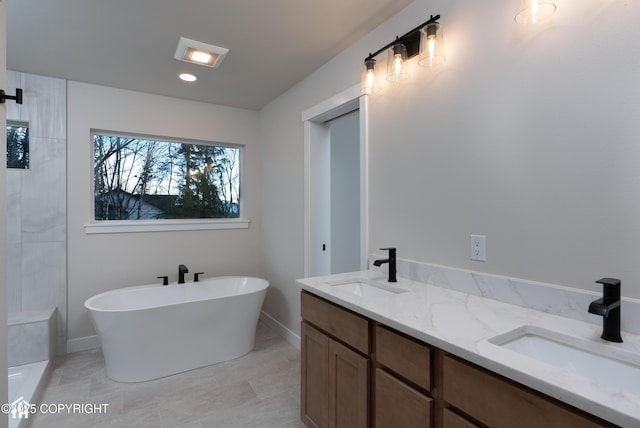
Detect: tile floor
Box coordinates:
(27, 322, 304, 428)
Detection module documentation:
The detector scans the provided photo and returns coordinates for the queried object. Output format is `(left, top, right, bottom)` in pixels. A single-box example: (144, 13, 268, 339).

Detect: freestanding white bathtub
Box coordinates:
(84, 276, 268, 382)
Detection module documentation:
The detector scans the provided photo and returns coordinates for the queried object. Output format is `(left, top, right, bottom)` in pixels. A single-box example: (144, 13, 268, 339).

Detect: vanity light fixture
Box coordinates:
(174, 37, 229, 68)
(361, 14, 444, 93)
(418, 22, 445, 68)
(387, 40, 410, 82)
(514, 0, 557, 24)
(361, 58, 381, 94)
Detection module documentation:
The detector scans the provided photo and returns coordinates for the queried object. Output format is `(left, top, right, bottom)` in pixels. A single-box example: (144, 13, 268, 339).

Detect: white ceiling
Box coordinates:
(6, 0, 412, 110)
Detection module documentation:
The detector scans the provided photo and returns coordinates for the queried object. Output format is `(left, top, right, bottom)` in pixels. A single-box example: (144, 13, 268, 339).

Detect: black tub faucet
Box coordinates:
(588, 277, 623, 343)
(178, 264, 189, 284)
(373, 248, 397, 283)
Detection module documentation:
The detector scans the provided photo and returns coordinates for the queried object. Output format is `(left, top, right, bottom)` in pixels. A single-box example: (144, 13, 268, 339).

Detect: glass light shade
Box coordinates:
(361, 58, 381, 94)
(386, 43, 410, 82)
(515, 0, 557, 24)
(418, 22, 445, 68)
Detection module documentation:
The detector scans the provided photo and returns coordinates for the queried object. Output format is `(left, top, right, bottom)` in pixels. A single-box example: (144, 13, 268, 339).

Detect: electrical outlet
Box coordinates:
(470, 235, 486, 261)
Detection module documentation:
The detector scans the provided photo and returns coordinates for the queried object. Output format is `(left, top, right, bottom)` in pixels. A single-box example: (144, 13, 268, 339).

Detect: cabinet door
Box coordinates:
(329, 339, 369, 428)
(375, 368, 432, 428)
(301, 322, 329, 428)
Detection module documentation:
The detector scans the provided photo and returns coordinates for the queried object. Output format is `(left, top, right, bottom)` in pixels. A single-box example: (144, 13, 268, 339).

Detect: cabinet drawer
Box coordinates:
(443, 408, 479, 428)
(375, 324, 431, 391)
(443, 355, 611, 428)
(301, 291, 370, 354)
(375, 368, 432, 428)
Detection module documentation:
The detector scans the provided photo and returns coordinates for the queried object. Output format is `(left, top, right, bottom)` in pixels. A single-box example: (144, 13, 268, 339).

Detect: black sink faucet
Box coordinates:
(178, 264, 189, 284)
(588, 278, 623, 343)
(373, 248, 397, 283)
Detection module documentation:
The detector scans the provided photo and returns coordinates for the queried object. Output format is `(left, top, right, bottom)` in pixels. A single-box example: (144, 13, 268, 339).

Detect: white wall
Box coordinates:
(259, 0, 640, 337)
(67, 82, 261, 340)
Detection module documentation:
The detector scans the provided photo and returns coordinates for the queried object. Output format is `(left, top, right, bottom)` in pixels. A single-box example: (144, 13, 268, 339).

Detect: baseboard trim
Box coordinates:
(66, 335, 100, 353)
(260, 311, 301, 350)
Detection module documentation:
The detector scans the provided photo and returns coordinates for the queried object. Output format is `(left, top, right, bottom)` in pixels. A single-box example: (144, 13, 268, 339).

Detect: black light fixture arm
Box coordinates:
(364, 14, 441, 62)
(0, 88, 22, 104)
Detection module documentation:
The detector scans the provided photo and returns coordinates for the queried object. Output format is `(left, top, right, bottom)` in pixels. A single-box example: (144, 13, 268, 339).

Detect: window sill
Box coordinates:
(84, 219, 250, 234)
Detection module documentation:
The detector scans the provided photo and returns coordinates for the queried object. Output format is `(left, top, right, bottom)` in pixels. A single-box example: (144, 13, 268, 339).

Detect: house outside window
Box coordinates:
(93, 132, 242, 221)
(7, 121, 29, 169)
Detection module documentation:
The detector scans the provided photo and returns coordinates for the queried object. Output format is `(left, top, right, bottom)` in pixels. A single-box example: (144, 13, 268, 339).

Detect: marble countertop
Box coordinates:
(297, 270, 640, 427)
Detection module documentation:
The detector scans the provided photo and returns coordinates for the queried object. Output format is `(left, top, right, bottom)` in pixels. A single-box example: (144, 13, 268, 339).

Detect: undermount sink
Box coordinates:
(490, 326, 640, 396)
(327, 278, 406, 298)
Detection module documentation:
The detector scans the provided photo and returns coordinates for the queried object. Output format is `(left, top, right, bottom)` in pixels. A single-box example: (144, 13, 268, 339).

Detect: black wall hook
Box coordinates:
(0, 88, 23, 104)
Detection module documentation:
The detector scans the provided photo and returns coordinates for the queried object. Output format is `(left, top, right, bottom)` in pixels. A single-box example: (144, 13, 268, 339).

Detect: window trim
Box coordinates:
(84, 218, 249, 234)
(88, 129, 248, 233)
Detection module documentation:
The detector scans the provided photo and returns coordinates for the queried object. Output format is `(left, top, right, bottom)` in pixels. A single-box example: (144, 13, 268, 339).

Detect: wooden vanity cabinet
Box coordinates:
(301, 290, 617, 428)
(301, 291, 370, 428)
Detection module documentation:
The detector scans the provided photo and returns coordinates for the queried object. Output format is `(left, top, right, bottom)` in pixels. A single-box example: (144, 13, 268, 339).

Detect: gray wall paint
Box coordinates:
(259, 0, 640, 337)
(366, 0, 640, 294)
(330, 110, 360, 274)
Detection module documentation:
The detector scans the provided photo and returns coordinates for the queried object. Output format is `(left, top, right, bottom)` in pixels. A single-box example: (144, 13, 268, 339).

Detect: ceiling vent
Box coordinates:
(174, 37, 228, 68)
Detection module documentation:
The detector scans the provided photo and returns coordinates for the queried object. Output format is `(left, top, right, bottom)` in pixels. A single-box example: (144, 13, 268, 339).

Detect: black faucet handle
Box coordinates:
(596, 278, 621, 302)
(380, 247, 396, 256)
(194, 272, 205, 282)
(157, 276, 169, 286)
(596, 278, 621, 287)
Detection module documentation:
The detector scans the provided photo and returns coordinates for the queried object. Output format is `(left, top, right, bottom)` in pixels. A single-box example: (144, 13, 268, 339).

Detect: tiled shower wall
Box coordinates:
(6, 71, 67, 354)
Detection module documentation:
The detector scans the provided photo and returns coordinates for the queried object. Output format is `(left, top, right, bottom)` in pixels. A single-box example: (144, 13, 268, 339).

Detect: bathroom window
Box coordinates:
(6, 121, 29, 169)
(93, 132, 242, 222)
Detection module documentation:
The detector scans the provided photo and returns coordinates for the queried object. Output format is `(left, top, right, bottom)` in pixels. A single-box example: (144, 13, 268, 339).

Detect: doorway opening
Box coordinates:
(302, 85, 369, 277)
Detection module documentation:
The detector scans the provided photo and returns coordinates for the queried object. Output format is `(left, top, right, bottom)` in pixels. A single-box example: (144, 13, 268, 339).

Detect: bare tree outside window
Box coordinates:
(93, 133, 241, 220)
(7, 122, 29, 169)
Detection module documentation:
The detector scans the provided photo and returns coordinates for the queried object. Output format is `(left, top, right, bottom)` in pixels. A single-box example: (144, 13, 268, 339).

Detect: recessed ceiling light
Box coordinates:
(174, 37, 228, 68)
(179, 73, 197, 82)
(189, 50, 212, 65)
